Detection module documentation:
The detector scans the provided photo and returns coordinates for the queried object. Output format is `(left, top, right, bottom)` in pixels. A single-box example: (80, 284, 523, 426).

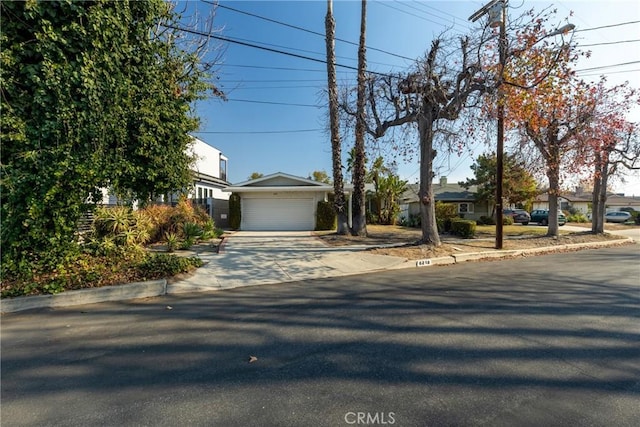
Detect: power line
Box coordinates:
(226, 98, 321, 108)
(162, 23, 392, 77)
(575, 20, 640, 33)
(579, 39, 640, 47)
(221, 63, 330, 73)
(211, 1, 415, 62)
(195, 129, 323, 134)
(390, 0, 471, 32)
(574, 60, 640, 73)
(576, 68, 640, 77)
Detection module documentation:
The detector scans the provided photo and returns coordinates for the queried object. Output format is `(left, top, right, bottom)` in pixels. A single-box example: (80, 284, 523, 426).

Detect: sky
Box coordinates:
(183, 0, 640, 196)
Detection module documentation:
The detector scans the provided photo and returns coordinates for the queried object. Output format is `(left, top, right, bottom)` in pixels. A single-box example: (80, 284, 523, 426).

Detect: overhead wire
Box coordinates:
(575, 20, 640, 33)
(162, 23, 394, 78)
(211, 1, 416, 61)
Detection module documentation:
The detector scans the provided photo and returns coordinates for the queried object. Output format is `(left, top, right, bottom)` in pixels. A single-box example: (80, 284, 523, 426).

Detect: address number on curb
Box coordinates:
(416, 259, 432, 267)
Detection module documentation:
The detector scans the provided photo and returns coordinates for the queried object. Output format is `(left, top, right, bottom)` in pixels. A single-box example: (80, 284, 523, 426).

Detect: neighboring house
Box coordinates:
(224, 172, 353, 231)
(533, 187, 640, 214)
(99, 136, 231, 227)
(399, 177, 491, 222)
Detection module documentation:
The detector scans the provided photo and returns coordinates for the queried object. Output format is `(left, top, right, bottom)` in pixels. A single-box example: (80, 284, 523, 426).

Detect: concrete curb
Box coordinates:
(391, 237, 633, 269)
(1, 279, 167, 314)
(1, 237, 632, 314)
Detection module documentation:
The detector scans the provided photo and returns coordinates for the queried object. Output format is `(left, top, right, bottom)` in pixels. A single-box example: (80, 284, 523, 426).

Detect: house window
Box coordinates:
(220, 157, 227, 181)
(209, 189, 213, 198)
(198, 187, 203, 199)
(458, 203, 474, 214)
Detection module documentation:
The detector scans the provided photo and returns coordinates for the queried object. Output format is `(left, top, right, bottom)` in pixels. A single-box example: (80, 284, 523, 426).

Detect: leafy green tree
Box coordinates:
(1, 0, 219, 271)
(459, 153, 538, 215)
(248, 172, 264, 180)
(309, 170, 331, 184)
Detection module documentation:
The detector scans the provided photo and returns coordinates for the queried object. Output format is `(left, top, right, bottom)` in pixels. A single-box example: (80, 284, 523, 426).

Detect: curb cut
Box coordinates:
(1, 279, 167, 314)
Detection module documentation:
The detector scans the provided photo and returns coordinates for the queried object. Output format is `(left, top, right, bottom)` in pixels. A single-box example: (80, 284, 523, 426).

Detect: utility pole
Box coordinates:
(469, 0, 505, 249)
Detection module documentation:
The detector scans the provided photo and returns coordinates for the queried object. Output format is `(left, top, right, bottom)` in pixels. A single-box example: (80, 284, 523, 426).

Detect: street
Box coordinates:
(2, 246, 639, 426)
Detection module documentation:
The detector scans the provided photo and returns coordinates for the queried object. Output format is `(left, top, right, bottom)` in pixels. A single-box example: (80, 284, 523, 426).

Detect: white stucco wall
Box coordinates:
(190, 137, 227, 179)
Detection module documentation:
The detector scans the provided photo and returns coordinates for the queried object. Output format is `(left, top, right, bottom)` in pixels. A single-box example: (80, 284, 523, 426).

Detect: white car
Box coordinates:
(604, 211, 632, 223)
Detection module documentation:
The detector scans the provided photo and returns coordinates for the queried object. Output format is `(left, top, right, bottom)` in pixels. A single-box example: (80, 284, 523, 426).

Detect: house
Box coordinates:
(223, 172, 353, 231)
(99, 136, 231, 227)
(399, 177, 491, 222)
(533, 187, 640, 214)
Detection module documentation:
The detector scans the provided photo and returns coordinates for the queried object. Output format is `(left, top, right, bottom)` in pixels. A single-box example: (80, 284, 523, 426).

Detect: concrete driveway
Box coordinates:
(167, 231, 407, 294)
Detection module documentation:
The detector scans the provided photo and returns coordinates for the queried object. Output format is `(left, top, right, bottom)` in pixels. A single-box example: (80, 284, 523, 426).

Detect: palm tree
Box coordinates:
(351, 0, 368, 236)
(325, 0, 349, 234)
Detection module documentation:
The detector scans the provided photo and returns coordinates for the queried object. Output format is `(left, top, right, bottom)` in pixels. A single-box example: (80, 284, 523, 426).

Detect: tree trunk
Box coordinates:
(325, 0, 349, 234)
(546, 164, 560, 237)
(591, 153, 608, 234)
(418, 110, 441, 246)
(351, 0, 368, 236)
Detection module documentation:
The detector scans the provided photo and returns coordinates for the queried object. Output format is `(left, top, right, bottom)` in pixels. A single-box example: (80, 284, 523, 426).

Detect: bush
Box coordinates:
(229, 193, 241, 230)
(138, 254, 203, 277)
(451, 219, 476, 238)
(400, 213, 421, 228)
(315, 200, 336, 230)
(1, 251, 204, 299)
(566, 213, 588, 223)
(435, 202, 458, 233)
(502, 215, 514, 225)
(478, 215, 496, 225)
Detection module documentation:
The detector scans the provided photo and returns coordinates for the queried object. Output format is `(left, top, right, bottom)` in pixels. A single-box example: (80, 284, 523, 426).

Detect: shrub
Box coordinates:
(567, 213, 588, 223)
(435, 202, 458, 233)
(502, 215, 514, 225)
(165, 232, 180, 253)
(229, 193, 241, 230)
(138, 254, 203, 277)
(315, 200, 336, 230)
(91, 206, 151, 248)
(451, 218, 476, 238)
(479, 215, 496, 225)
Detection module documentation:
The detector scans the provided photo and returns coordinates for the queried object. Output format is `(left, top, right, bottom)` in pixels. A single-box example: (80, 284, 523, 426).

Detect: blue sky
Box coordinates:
(183, 0, 640, 196)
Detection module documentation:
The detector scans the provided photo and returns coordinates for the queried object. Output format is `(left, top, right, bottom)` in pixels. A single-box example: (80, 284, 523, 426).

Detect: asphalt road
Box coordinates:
(2, 246, 639, 427)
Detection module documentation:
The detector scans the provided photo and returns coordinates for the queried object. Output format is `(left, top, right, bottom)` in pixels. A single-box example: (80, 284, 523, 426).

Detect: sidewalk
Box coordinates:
(1, 230, 635, 313)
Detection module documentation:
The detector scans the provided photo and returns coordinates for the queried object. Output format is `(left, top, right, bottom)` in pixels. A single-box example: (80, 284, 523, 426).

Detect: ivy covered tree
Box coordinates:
(1, 0, 221, 271)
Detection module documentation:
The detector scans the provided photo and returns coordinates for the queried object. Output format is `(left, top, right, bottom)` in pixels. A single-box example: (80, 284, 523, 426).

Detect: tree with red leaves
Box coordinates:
(576, 81, 640, 233)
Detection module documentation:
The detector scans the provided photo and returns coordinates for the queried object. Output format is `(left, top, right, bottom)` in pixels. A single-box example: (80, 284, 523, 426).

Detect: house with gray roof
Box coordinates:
(399, 177, 491, 222)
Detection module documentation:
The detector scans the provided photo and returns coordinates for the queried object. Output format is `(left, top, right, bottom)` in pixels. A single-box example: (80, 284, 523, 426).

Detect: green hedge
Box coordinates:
(451, 218, 476, 238)
(229, 193, 241, 230)
(315, 200, 336, 230)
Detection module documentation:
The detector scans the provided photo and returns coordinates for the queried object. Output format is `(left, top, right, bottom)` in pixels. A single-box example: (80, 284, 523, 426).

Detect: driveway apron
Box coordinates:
(167, 231, 407, 294)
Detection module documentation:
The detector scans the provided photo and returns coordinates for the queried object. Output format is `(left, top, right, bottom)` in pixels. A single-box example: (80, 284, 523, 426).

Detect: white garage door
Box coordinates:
(243, 198, 315, 231)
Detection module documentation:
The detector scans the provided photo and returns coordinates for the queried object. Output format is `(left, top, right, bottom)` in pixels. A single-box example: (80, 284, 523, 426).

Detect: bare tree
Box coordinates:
(351, 0, 368, 236)
(345, 37, 487, 245)
(325, 0, 349, 234)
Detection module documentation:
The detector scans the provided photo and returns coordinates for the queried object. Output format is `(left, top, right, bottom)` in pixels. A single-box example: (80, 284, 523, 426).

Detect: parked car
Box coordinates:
(530, 209, 566, 226)
(604, 211, 632, 223)
(503, 208, 531, 225)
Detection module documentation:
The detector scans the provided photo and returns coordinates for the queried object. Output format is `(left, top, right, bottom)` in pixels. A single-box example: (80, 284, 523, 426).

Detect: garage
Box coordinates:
(224, 172, 349, 231)
(242, 197, 314, 231)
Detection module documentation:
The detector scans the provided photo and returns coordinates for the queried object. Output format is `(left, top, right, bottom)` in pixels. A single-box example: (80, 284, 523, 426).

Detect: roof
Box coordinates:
(534, 191, 640, 206)
(401, 182, 478, 204)
(224, 172, 352, 193)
